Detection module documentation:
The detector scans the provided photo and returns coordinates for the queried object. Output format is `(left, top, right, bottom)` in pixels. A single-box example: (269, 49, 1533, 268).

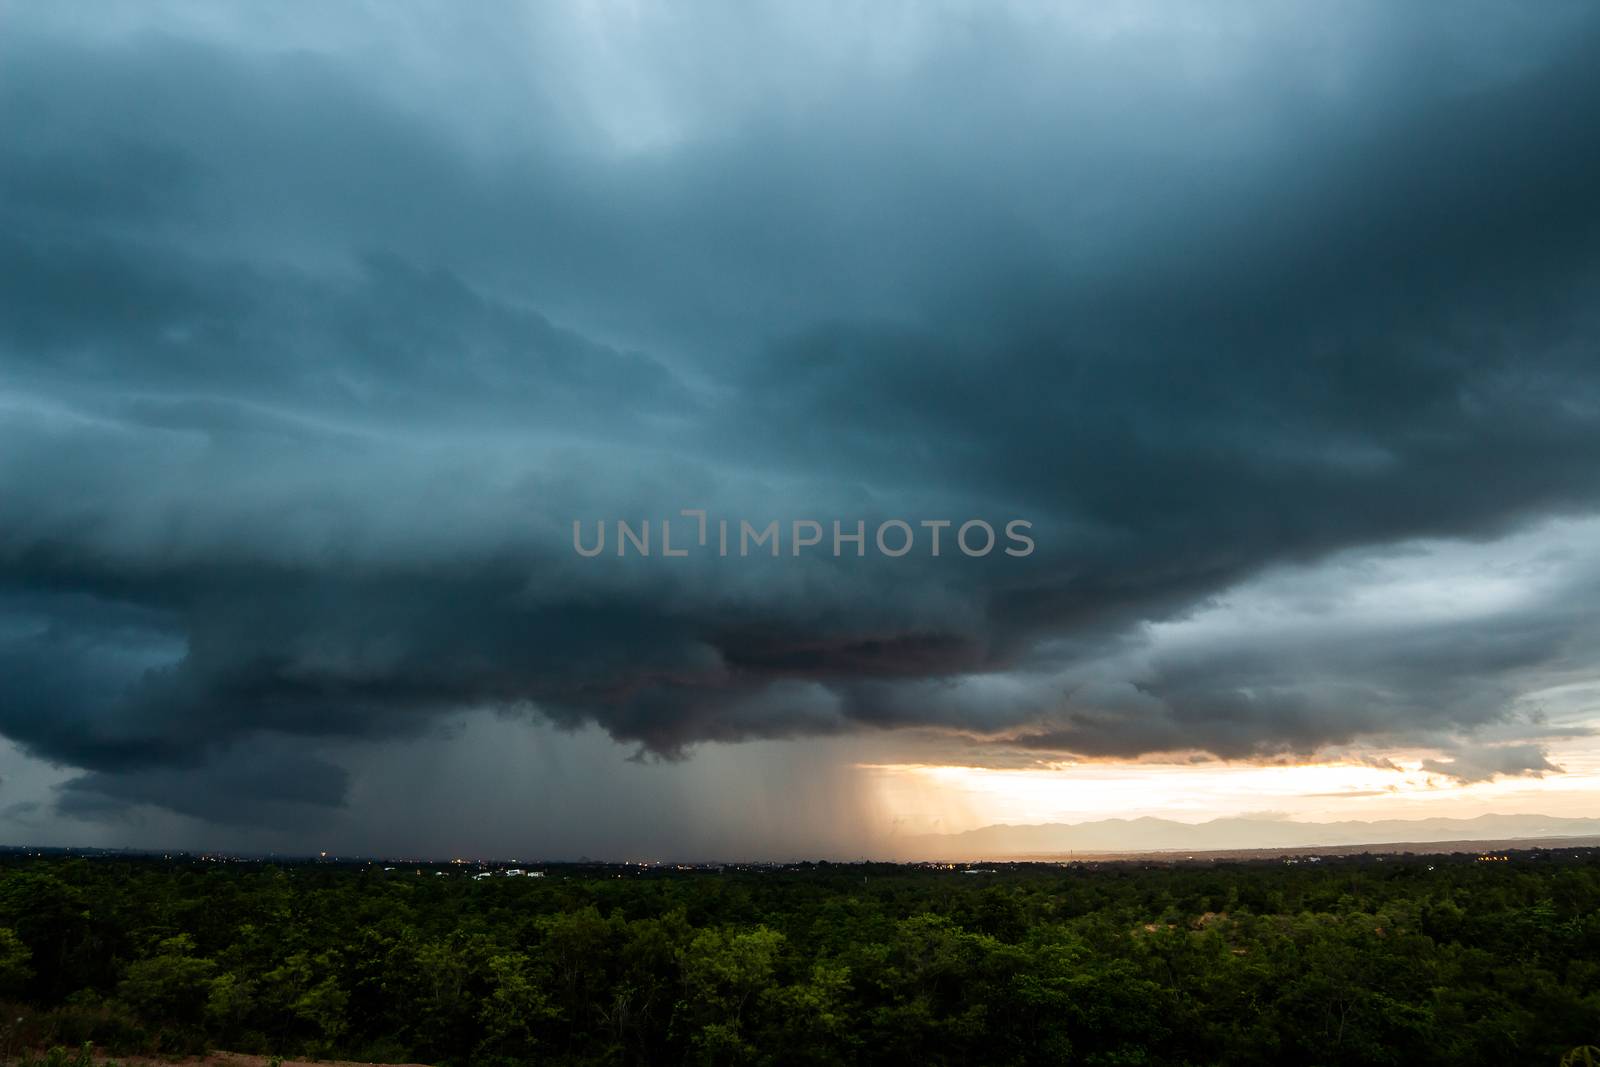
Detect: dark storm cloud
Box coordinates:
(1420, 744, 1563, 785)
(56, 740, 349, 828)
(3, 2, 1600, 824)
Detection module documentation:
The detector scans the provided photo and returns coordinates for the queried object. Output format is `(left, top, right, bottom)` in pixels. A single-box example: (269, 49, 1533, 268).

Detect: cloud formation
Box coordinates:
(3, 1, 1600, 829)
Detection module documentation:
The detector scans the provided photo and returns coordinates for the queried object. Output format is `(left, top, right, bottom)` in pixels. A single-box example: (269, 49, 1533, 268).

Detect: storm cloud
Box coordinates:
(3, 1, 1600, 831)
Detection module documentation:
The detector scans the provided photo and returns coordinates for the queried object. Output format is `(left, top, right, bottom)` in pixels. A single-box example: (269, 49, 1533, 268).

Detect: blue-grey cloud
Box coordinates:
(3, 1, 1600, 827)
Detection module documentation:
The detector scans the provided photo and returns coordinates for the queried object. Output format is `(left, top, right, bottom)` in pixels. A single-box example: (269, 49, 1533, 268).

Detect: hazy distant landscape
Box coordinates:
(903, 814, 1600, 861)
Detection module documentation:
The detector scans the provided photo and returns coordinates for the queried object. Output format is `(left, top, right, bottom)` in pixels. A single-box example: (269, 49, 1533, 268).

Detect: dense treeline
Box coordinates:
(2, 852, 1599, 1065)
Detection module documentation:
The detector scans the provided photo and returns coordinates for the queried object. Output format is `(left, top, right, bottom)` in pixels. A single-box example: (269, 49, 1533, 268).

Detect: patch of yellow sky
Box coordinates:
(860, 745, 1600, 836)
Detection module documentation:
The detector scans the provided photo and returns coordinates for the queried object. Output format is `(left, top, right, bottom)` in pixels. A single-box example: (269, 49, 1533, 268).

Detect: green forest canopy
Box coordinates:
(2, 850, 1599, 1065)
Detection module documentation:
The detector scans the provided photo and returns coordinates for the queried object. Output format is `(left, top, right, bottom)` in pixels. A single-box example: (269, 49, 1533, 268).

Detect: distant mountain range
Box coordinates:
(897, 813, 1600, 860)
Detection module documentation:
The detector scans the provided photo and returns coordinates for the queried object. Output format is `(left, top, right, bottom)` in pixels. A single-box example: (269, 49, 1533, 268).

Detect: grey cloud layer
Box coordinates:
(3, 2, 1600, 825)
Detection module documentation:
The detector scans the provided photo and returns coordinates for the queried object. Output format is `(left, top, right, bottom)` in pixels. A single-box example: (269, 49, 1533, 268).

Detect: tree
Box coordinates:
(117, 934, 217, 1027)
(0, 925, 32, 996)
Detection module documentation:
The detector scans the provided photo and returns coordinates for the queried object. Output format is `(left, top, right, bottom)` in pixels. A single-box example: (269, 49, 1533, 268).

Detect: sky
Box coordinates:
(2, 1, 1600, 859)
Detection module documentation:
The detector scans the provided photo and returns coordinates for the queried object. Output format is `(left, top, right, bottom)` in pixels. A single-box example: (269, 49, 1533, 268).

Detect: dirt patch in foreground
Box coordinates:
(49, 1053, 430, 1067)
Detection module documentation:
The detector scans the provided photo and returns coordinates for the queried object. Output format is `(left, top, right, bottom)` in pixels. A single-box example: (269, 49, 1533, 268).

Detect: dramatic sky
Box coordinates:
(3, 1, 1600, 859)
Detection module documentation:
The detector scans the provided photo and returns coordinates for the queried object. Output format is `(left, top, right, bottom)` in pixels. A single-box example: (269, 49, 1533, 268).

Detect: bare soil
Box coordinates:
(58, 1053, 429, 1067)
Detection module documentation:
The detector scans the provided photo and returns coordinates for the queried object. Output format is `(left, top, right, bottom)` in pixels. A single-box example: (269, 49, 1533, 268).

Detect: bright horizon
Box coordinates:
(865, 754, 1600, 834)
